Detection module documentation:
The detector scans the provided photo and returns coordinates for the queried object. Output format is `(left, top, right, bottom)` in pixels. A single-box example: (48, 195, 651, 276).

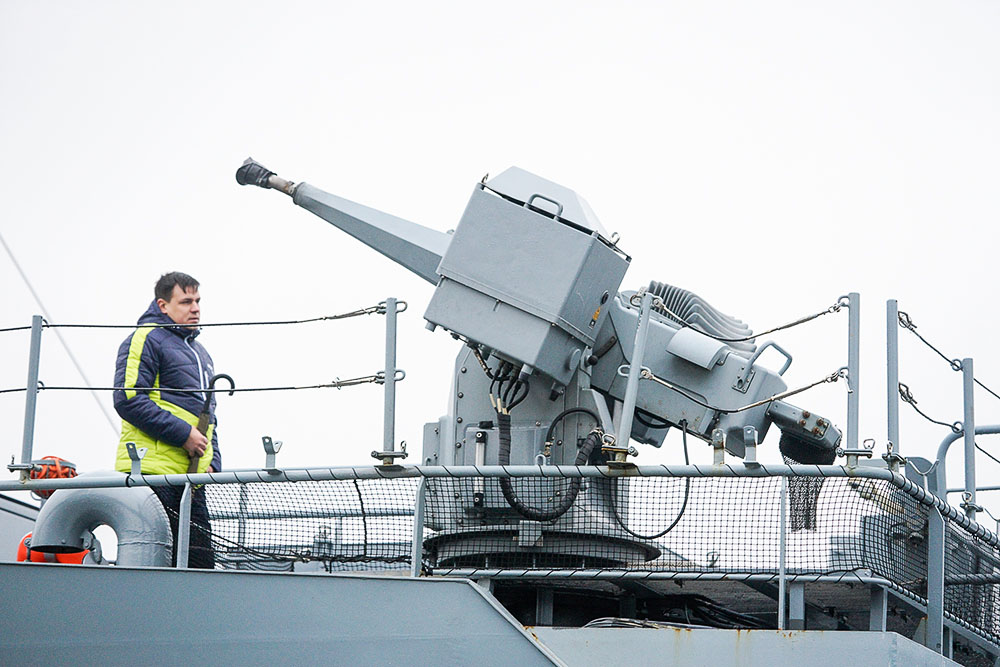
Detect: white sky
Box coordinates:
(2, 1, 999, 518)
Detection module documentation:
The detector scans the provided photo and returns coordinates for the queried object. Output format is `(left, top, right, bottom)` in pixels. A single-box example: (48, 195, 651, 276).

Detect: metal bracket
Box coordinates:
(734, 341, 794, 393)
(7, 456, 35, 475)
(80, 530, 103, 564)
(711, 429, 726, 465)
(743, 426, 761, 467)
(600, 433, 637, 467)
(262, 436, 283, 472)
(837, 438, 875, 467)
(125, 442, 147, 476)
(960, 492, 984, 515)
(882, 441, 906, 473)
(372, 441, 409, 466)
(374, 369, 407, 385)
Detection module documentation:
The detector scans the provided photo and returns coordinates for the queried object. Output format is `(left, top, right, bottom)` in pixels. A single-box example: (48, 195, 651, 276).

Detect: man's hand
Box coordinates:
(183, 426, 209, 458)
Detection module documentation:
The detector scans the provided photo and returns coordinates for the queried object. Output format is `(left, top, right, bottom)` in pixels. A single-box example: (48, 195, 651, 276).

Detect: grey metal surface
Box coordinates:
(531, 627, 957, 666)
(177, 481, 192, 568)
(424, 181, 628, 386)
(929, 506, 947, 653)
(0, 564, 561, 665)
(384, 296, 398, 454)
(483, 167, 609, 238)
(0, 492, 38, 551)
(616, 291, 652, 449)
(847, 292, 860, 451)
(30, 473, 171, 566)
(19, 314, 43, 474)
(963, 358, 977, 520)
(292, 182, 451, 284)
(887, 299, 900, 455)
(935, 426, 1000, 501)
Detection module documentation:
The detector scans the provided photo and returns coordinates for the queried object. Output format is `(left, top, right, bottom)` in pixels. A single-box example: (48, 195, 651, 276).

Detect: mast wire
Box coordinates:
(0, 230, 119, 435)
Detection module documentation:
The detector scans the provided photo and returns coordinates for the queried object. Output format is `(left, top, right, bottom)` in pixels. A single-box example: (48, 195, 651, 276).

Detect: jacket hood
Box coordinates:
(137, 300, 201, 338)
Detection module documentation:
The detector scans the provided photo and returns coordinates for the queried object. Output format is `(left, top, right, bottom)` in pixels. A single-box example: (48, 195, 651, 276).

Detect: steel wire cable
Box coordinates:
(975, 442, 1000, 468)
(897, 382, 963, 433)
(0, 303, 398, 332)
(638, 368, 847, 415)
(0, 373, 387, 395)
(629, 291, 849, 343)
(898, 310, 1000, 403)
(1, 231, 120, 433)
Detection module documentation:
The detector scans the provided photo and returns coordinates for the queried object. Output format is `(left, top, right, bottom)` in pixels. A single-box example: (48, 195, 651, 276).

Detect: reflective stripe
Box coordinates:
(116, 393, 215, 475)
(123, 327, 155, 400)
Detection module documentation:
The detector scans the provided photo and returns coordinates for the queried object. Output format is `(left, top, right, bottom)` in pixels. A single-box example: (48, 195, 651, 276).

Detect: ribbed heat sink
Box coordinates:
(646, 281, 756, 354)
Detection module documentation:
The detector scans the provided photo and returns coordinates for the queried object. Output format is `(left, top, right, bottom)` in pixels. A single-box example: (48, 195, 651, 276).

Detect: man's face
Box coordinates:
(158, 285, 201, 328)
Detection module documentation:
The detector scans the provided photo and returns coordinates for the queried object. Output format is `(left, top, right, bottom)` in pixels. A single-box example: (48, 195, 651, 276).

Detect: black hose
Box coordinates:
(610, 421, 691, 540)
(508, 380, 530, 410)
(497, 409, 602, 522)
(544, 408, 601, 445)
(634, 407, 670, 430)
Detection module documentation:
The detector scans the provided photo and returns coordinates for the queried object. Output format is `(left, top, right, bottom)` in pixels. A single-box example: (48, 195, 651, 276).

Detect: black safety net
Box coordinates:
(151, 469, 1000, 643)
(162, 479, 418, 572)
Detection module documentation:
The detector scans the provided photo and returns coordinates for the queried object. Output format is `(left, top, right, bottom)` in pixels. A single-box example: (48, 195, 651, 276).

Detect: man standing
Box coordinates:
(113, 272, 221, 568)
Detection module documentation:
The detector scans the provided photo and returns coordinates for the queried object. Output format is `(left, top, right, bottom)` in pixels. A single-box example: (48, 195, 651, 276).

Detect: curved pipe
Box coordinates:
(31, 471, 172, 567)
(934, 425, 1000, 499)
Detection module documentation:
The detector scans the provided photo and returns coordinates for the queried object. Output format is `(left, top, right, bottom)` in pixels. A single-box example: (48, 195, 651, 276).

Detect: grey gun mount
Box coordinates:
(236, 159, 840, 462)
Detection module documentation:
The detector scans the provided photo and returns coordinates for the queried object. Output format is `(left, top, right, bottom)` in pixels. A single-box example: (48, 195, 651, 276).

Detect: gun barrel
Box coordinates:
(236, 158, 450, 284)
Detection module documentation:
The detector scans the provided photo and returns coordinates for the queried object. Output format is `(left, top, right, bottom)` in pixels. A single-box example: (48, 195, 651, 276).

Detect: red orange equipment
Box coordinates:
(16, 532, 88, 564)
(28, 455, 78, 499)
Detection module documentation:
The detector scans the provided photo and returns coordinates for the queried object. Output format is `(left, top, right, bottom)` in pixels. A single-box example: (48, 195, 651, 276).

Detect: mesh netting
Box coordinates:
(423, 475, 930, 581)
(944, 517, 1000, 642)
(164, 479, 418, 572)
(148, 469, 1000, 642)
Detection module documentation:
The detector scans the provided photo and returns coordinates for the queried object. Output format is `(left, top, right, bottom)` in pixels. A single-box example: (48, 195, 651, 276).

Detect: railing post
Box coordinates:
(927, 507, 945, 653)
(778, 475, 787, 630)
(20, 315, 43, 480)
(869, 586, 887, 632)
(847, 292, 860, 451)
(410, 478, 426, 577)
(383, 297, 398, 454)
(963, 358, 977, 520)
(886, 300, 900, 456)
(237, 484, 248, 570)
(177, 482, 193, 568)
(617, 292, 653, 448)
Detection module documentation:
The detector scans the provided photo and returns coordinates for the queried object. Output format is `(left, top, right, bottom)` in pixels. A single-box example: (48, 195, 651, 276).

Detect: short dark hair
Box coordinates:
(155, 272, 200, 302)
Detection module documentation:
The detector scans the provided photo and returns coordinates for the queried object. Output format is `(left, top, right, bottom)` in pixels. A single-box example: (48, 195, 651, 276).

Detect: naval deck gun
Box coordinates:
(236, 158, 843, 566)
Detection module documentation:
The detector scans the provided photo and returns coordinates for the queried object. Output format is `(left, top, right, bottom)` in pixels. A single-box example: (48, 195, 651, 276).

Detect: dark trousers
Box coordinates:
(152, 485, 216, 569)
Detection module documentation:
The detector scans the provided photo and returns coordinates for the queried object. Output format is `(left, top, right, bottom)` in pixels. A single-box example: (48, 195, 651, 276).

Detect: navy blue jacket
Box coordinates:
(113, 301, 222, 473)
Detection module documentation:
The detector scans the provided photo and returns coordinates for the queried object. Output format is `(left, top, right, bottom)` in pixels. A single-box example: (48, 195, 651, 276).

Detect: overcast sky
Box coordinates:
(2, 1, 999, 517)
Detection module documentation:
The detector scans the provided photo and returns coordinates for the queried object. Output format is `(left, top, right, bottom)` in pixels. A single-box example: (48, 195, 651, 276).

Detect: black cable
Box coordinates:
(491, 362, 512, 401)
(7, 375, 383, 395)
(543, 408, 601, 445)
(610, 420, 691, 540)
(10, 307, 388, 331)
(497, 410, 602, 521)
(502, 376, 520, 407)
(975, 442, 1000, 468)
(508, 379, 531, 410)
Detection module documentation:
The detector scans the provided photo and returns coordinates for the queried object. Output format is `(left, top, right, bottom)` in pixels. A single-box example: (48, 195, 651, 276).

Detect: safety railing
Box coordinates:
(3, 298, 409, 480)
(9, 291, 1000, 660)
(6, 462, 1000, 658)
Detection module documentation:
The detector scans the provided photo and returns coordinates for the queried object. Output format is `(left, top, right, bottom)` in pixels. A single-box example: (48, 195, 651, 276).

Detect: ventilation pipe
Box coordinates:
(30, 472, 172, 567)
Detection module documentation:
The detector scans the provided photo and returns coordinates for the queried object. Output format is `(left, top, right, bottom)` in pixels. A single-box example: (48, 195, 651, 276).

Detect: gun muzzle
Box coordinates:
(236, 157, 296, 196)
